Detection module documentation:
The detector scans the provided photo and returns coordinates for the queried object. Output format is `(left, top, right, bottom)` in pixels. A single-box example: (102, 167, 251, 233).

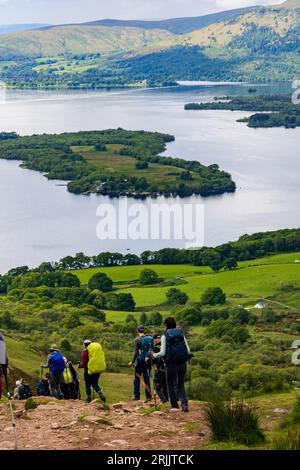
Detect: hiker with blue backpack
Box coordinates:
(152, 317, 191, 412)
(41, 344, 65, 400)
(128, 325, 153, 402)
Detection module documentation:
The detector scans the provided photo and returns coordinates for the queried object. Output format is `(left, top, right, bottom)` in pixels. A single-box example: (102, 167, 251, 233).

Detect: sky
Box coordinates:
(0, 0, 285, 25)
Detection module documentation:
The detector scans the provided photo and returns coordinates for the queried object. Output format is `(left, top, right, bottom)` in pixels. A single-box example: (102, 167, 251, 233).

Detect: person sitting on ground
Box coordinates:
(152, 333, 168, 404)
(128, 325, 153, 403)
(14, 378, 32, 400)
(62, 357, 80, 400)
(36, 373, 51, 397)
(41, 344, 65, 400)
(78, 339, 106, 403)
(0, 332, 8, 400)
(152, 317, 191, 412)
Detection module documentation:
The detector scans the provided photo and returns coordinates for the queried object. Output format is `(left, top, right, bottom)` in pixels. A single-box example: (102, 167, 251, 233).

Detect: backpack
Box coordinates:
(18, 384, 32, 400)
(87, 342, 106, 375)
(63, 367, 73, 385)
(137, 336, 153, 364)
(165, 328, 189, 366)
(36, 379, 50, 396)
(49, 351, 65, 376)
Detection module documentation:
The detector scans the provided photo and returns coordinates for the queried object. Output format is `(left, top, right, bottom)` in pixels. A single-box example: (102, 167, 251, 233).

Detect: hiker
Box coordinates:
(152, 317, 191, 412)
(62, 358, 80, 400)
(41, 344, 65, 399)
(0, 332, 8, 400)
(36, 373, 51, 397)
(128, 325, 153, 402)
(78, 339, 106, 403)
(13, 378, 32, 400)
(152, 333, 168, 404)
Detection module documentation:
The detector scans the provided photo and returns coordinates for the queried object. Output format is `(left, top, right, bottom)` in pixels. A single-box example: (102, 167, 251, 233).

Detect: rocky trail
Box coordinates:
(0, 398, 209, 451)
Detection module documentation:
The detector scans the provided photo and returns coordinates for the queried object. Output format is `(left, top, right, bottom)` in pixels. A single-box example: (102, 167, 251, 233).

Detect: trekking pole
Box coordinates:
(130, 366, 158, 409)
(3, 368, 19, 450)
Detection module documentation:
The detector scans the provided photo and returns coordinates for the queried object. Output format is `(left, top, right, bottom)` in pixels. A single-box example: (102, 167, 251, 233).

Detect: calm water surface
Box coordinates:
(0, 83, 298, 272)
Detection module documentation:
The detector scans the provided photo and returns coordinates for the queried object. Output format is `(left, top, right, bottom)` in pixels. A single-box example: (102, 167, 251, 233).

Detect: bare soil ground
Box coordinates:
(0, 398, 209, 451)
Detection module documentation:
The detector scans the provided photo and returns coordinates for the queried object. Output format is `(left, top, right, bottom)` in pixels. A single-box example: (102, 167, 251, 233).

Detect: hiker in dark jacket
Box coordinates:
(0, 332, 8, 399)
(152, 317, 191, 412)
(128, 325, 153, 402)
(152, 334, 168, 404)
(62, 358, 80, 400)
(41, 344, 65, 399)
(78, 339, 106, 403)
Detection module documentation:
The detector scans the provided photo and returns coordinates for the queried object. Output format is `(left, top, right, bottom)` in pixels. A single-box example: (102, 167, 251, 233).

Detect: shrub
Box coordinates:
(60, 338, 71, 352)
(269, 427, 300, 450)
(206, 320, 234, 339)
(148, 311, 163, 326)
(88, 273, 113, 293)
(231, 327, 251, 344)
(204, 399, 265, 445)
(229, 306, 251, 325)
(280, 396, 300, 429)
(190, 377, 231, 401)
(106, 293, 135, 311)
(139, 269, 159, 285)
(140, 312, 148, 325)
(202, 287, 226, 306)
(166, 288, 188, 306)
(25, 398, 38, 411)
(135, 160, 148, 170)
(176, 306, 202, 325)
(125, 314, 137, 324)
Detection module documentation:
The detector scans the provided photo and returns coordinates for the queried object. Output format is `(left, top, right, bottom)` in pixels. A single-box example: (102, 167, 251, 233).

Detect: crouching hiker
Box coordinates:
(14, 379, 32, 400)
(41, 344, 65, 399)
(78, 339, 106, 403)
(128, 325, 153, 403)
(62, 358, 80, 400)
(152, 334, 168, 404)
(152, 317, 191, 412)
(0, 332, 8, 399)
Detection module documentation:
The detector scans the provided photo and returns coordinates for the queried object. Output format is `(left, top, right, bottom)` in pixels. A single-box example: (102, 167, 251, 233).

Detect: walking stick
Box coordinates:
(131, 366, 158, 409)
(3, 367, 19, 450)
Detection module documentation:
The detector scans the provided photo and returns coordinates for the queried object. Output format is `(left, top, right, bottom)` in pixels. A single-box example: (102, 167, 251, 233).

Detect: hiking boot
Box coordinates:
(86, 396, 92, 403)
(165, 405, 179, 410)
(98, 393, 106, 403)
(144, 398, 152, 403)
(182, 405, 189, 412)
(133, 397, 140, 401)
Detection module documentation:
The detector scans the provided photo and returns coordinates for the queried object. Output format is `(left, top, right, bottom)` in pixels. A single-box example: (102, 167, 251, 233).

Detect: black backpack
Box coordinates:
(36, 379, 50, 396)
(18, 384, 33, 400)
(165, 328, 189, 366)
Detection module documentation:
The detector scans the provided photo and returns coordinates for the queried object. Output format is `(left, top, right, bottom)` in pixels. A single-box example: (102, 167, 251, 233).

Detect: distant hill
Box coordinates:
(80, 7, 255, 34)
(0, 24, 49, 35)
(0, 0, 299, 86)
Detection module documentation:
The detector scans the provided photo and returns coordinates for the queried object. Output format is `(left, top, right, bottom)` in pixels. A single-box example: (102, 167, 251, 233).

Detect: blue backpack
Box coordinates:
(49, 351, 65, 376)
(165, 328, 189, 366)
(138, 336, 153, 364)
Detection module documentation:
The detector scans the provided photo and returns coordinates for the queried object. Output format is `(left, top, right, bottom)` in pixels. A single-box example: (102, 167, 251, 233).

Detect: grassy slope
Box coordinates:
(73, 144, 202, 190)
(0, 25, 177, 58)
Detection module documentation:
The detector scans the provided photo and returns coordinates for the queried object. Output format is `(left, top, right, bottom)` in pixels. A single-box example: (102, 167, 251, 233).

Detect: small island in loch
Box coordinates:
(185, 94, 300, 129)
(0, 129, 236, 198)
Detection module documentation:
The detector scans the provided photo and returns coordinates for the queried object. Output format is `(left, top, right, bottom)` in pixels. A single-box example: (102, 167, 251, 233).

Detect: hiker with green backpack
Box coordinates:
(78, 339, 106, 403)
(128, 325, 153, 402)
(41, 344, 65, 400)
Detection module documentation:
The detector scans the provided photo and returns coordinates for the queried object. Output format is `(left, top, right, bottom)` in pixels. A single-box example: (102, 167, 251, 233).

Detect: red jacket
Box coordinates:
(79, 349, 88, 369)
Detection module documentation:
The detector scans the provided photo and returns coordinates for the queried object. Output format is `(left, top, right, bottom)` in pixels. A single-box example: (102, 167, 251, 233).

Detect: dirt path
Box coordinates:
(0, 398, 209, 450)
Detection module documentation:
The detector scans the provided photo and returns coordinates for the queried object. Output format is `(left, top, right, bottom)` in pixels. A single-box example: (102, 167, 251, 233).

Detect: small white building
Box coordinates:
(255, 301, 268, 309)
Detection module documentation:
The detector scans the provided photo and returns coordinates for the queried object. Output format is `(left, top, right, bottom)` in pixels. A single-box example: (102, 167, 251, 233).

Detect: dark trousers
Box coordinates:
(166, 363, 188, 409)
(154, 370, 168, 403)
(49, 373, 64, 399)
(134, 363, 151, 400)
(84, 370, 103, 398)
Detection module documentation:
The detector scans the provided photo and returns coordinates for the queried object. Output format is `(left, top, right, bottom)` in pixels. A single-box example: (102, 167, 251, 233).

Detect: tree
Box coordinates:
(166, 288, 189, 306)
(106, 293, 135, 311)
(60, 338, 71, 352)
(126, 314, 137, 324)
(176, 306, 202, 325)
(206, 320, 233, 339)
(139, 269, 159, 285)
(229, 306, 251, 325)
(140, 312, 148, 325)
(135, 160, 148, 170)
(88, 273, 113, 293)
(222, 258, 238, 270)
(202, 287, 226, 306)
(148, 311, 163, 326)
(231, 327, 251, 344)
